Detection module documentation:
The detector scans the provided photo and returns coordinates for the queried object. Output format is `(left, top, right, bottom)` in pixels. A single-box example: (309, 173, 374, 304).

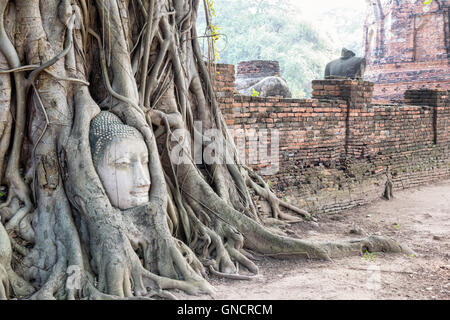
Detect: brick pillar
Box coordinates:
(213, 63, 236, 100)
(404, 89, 450, 145)
(213, 63, 237, 125)
(312, 79, 375, 160)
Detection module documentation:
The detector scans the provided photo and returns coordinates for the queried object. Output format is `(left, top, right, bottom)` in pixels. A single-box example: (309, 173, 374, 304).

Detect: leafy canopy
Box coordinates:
(197, 0, 365, 98)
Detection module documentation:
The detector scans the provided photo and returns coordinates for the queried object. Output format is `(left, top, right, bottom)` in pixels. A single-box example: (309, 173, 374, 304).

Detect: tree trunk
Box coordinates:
(0, 0, 412, 300)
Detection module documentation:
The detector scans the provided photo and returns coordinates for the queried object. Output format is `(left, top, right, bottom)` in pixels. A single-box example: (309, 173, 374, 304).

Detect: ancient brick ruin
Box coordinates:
(236, 60, 281, 78)
(364, 0, 449, 102)
(214, 63, 450, 214)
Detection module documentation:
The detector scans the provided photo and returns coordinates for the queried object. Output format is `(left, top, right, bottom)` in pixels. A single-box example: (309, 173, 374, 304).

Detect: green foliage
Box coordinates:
(362, 250, 376, 262)
(251, 88, 260, 97)
(210, 23, 221, 60)
(205, 0, 216, 16)
(197, 0, 365, 98)
(203, 0, 221, 61)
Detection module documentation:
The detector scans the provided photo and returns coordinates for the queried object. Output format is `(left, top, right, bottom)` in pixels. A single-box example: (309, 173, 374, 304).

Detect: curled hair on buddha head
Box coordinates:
(89, 111, 144, 165)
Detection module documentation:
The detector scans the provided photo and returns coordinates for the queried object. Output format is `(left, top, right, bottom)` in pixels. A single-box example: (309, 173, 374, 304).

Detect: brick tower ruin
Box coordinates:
(364, 0, 449, 102)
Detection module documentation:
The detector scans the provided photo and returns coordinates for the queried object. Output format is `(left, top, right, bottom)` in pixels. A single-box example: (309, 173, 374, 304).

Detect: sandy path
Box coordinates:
(182, 180, 450, 300)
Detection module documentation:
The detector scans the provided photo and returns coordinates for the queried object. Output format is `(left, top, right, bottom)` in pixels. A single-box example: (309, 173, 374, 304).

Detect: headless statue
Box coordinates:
(383, 166, 394, 200)
(325, 48, 366, 79)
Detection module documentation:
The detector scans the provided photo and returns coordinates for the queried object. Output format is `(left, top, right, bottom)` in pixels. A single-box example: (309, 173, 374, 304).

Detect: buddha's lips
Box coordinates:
(130, 191, 149, 197)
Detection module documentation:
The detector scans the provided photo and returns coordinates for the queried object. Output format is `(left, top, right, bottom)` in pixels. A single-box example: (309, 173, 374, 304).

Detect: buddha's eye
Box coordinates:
(115, 159, 131, 168)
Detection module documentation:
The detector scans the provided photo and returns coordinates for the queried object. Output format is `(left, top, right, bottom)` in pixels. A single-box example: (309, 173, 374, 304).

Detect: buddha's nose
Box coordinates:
(134, 162, 151, 188)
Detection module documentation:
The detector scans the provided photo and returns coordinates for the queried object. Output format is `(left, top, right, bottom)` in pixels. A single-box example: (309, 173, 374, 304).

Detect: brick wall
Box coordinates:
(364, 0, 450, 103)
(215, 64, 450, 214)
(236, 60, 281, 79)
(221, 95, 347, 171)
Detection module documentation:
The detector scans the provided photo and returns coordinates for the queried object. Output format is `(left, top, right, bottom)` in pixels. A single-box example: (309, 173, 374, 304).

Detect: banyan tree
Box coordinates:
(0, 0, 412, 300)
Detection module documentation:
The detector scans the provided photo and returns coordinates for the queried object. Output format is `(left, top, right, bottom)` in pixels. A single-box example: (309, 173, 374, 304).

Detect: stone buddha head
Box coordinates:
(89, 111, 150, 210)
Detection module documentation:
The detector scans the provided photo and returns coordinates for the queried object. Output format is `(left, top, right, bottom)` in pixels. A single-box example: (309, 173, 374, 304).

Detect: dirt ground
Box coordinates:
(183, 180, 450, 300)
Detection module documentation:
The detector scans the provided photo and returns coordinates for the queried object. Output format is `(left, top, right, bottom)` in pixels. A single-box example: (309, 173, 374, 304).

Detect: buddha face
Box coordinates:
(95, 136, 151, 210)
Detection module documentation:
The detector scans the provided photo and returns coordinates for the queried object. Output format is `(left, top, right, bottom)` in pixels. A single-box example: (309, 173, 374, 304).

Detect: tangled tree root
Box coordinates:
(0, 222, 35, 299)
(0, 0, 416, 300)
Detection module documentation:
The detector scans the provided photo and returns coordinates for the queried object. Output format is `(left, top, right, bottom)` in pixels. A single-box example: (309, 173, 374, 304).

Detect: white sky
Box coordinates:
(291, 0, 367, 14)
(288, 0, 368, 55)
